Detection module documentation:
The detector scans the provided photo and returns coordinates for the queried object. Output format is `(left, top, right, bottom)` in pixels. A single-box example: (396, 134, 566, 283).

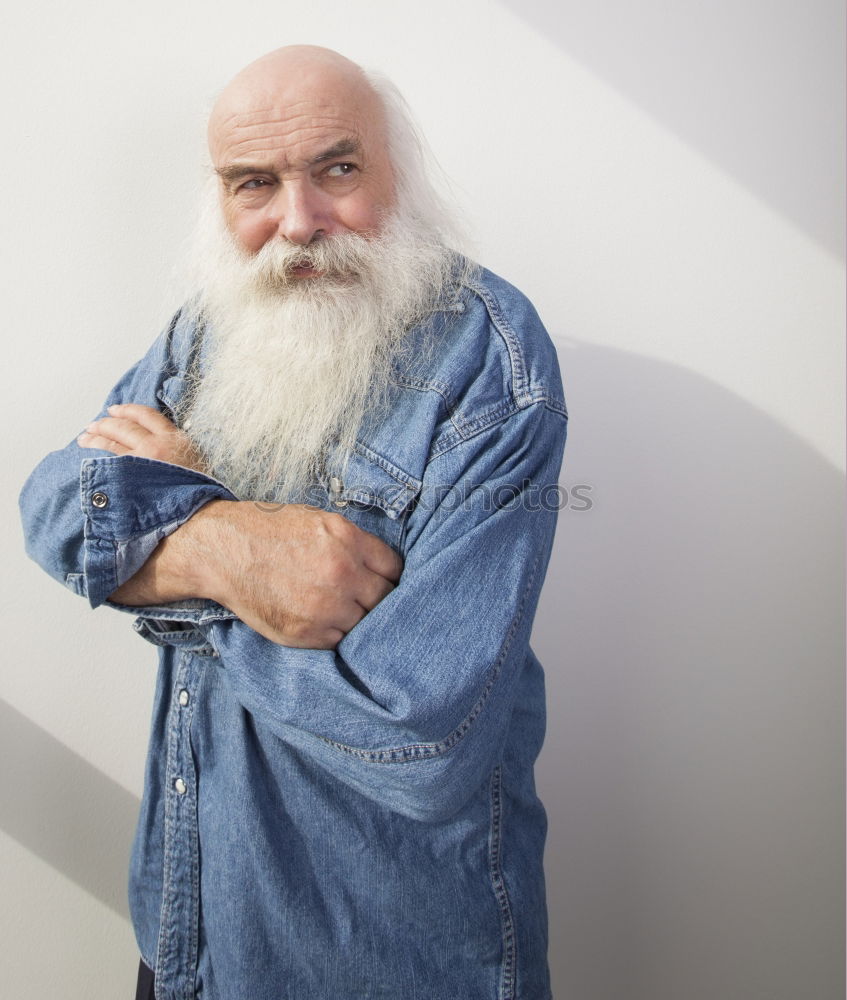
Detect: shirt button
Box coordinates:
(178, 690, 190, 707)
(330, 476, 347, 507)
(174, 777, 187, 795)
(91, 491, 109, 509)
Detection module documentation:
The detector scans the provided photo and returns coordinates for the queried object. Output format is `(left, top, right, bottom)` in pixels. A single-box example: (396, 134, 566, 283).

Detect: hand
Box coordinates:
(192, 502, 404, 648)
(110, 500, 404, 649)
(78, 403, 206, 473)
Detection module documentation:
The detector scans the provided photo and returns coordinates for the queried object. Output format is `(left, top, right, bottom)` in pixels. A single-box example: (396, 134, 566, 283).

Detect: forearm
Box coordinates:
(108, 499, 228, 606)
(110, 498, 402, 648)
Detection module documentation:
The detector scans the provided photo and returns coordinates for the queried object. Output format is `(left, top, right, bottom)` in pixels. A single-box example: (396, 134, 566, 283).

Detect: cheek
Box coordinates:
(340, 202, 380, 233)
(341, 184, 394, 234)
(225, 207, 273, 254)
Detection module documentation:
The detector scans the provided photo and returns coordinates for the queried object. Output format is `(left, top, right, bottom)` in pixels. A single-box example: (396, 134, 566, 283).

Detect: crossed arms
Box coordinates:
(77, 402, 403, 649)
(20, 305, 566, 819)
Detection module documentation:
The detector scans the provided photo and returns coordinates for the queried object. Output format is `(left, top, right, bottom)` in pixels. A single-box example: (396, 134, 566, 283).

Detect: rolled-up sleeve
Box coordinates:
(79, 456, 234, 608)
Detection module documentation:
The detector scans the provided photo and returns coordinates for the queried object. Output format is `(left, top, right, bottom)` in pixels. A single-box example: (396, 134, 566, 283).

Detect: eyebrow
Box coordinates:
(215, 138, 362, 184)
(310, 137, 361, 164)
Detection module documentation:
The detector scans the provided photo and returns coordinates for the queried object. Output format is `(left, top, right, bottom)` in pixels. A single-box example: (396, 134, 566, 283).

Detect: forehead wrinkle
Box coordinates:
(216, 118, 366, 169)
(217, 92, 371, 130)
(225, 115, 362, 138)
(212, 87, 380, 151)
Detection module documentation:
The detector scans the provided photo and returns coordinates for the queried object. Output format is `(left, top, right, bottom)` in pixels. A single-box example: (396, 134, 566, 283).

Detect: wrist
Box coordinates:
(174, 498, 236, 605)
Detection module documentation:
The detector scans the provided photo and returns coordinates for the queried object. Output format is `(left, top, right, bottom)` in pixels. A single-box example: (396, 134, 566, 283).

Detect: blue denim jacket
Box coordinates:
(20, 266, 567, 1000)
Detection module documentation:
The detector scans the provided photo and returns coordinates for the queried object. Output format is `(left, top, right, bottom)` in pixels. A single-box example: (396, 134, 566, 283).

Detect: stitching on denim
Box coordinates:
(489, 765, 517, 1000)
(430, 398, 565, 463)
(342, 442, 422, 514)
(352, 441, 422, 491)
(316, 555, 539, 763)
(186, 658, 201, 996)
(79, 459, 91, 514)
(429, 399, 522, 458)
(463, 278, 529, 401)
(83, 522, 119, 609)
(544, 397, 568, 417)
(390, 373, 467, 440)
(155, 654, 181, 990)
(459, 278, 567, 418)
(155, 652, 200, 998)
(391, 373, 454, 398)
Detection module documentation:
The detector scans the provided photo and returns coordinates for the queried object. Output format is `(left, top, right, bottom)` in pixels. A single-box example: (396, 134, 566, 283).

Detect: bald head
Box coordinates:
(209, 47, 381, 157)
(208, 47, 396, 254)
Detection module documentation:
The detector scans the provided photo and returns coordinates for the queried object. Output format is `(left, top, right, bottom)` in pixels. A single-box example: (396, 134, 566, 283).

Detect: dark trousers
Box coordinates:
(135, 960, 156, 1000)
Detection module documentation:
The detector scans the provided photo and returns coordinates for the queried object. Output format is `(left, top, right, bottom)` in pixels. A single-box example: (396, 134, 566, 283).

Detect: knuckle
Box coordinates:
(328, 511, 358, 538)
(324, 556, 351, 586)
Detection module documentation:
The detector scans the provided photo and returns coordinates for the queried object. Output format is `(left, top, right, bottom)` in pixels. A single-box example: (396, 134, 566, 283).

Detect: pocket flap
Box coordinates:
(334, 444, 421, 520)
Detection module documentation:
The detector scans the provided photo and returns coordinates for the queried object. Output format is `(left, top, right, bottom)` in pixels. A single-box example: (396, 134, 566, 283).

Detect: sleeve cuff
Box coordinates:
(80, 454, 236, 609)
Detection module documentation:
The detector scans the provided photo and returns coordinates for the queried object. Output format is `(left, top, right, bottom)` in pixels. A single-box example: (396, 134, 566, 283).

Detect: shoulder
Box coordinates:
(398, 264, 567, 448)
(461, 266, 565, 412)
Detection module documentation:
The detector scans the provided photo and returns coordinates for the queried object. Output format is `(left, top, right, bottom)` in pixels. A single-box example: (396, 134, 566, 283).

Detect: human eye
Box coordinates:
(239, 177, 272, 191)
(325, 162, 357, 178)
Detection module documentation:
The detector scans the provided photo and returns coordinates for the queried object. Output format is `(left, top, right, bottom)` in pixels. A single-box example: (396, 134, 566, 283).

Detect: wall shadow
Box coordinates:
(498, 0, 845, 259)
(0, 698, 139, 919)
(533, 340, 844, 1000)
(4, 343, 843, 999)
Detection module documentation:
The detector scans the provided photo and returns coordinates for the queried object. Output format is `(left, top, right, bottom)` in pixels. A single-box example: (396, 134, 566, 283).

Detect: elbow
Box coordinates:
(345, 740, 497, 824)
(19, 464, 86, 589)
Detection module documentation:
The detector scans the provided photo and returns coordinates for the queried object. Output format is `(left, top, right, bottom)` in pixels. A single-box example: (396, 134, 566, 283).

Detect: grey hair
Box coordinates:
(364, 70, 471, 255)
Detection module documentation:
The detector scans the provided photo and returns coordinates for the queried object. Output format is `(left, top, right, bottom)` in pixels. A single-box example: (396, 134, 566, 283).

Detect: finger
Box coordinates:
(108, 403, 179, 434)
(86, 416, 151, 450)
(77, 431, 132, 455)
(287, 627, 346, 650)
(359, 536, 404, 583)
(354, 571, 396, 612)
(330, 599, 368, 634)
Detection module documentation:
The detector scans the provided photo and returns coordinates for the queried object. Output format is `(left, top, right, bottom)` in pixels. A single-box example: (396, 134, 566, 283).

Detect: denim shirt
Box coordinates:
(20, 266, 567, 1000)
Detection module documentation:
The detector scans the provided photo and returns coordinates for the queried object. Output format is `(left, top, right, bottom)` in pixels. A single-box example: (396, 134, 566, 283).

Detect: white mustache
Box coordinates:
(248, 232, 384, 290)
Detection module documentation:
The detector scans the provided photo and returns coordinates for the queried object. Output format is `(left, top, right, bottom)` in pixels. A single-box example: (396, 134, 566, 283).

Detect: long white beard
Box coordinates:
(179, 204, 457, 501)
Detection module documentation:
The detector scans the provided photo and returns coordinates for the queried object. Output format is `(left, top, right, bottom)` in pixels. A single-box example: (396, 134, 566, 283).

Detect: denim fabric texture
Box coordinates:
(20, 266, 567, 1000)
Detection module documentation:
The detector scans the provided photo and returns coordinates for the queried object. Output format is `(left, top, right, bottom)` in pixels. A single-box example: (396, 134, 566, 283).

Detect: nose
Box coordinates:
(273, 180, 327, 245)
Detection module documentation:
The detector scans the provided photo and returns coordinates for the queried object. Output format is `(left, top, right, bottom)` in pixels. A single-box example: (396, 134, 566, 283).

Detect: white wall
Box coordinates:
(3, 2, 843, 998)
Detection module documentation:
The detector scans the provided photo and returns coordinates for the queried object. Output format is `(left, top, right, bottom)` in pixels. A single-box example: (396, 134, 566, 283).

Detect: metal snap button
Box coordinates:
(178, 690, 189, 707)
(329, 476, 347, 507)
(91, 491, 109, 509)
(174, 777, 187, 795)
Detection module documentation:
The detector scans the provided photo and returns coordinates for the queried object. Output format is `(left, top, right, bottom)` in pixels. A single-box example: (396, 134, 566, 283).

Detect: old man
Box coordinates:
(21, 46, 567, 1000)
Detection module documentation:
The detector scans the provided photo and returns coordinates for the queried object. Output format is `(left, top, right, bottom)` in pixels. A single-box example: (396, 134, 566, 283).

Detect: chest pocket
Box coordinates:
(327, 444, 421, 554)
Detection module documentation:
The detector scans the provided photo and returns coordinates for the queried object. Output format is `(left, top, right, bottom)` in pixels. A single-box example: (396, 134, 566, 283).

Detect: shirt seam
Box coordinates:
(489, 764, 518, 1000)
(462, 276, 529, 401)
(430, 398, 567, 462)
(314, 554, 540, 764)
